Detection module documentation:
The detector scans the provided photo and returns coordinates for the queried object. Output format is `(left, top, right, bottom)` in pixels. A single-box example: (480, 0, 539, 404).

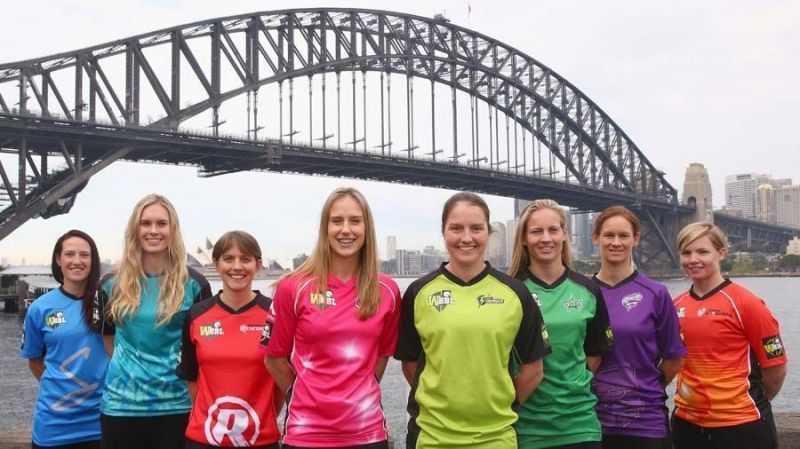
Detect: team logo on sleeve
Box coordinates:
(562, 296, 584, 312)
(605, 325, 614, 342)
(260, 322, 272, 346)
(677, 307, 686, 318)
(45, 311, 67, 329)
(199, 321, 224, 339)
(621, 293, 643, 311)
(310, 290, 337, 311)
(205, 396, 261, 446)
(541, 323, 550, 343)
(531, 292, 541, 307)
(762, 335, 785, 359)
(476, 294, 505, 308)
(428, 290, 455, 312)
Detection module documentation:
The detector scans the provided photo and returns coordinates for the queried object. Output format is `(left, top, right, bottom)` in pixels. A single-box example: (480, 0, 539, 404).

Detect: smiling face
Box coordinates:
(327, 195, 366, 265)
(594, 215, 640, 267)
(138, 203, 171, 255)
(524, 207, 567, 267)
(443, 201, 489, 271)
(56, 236, 92, 288)
(214, 244, 261, 294)
(680, 235, 725, 283)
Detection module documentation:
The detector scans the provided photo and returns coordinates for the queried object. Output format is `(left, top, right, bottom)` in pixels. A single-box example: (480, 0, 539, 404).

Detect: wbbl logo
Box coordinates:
(428, 290, 455, 312)
(199, 321, 224, 338)
(45, 311, 67, 329)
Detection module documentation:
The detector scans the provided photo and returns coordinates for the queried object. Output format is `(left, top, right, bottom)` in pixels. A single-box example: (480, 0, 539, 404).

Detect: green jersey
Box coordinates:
(396, 263, 550, 449)
(515, 267, 612, 449)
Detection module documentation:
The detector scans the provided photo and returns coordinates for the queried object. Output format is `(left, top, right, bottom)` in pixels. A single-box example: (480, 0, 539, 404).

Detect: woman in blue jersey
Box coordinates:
(20, 229, 109, 449)
(97, 194, 212, 449)
(509, 199, 612, 449)
(590, 206, 685, 449)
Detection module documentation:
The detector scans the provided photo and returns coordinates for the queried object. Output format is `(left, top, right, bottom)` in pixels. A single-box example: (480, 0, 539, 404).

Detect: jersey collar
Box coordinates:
(438, 261, 492, 286)
(522, 265, 570, 290)
(689, 278, 732, 301)
(215, 290, 266, 314)
(593, 270, 639, 289)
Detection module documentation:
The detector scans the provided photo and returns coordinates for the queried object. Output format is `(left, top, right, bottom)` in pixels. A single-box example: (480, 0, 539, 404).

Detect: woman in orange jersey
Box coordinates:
(672, 222, 787, 449)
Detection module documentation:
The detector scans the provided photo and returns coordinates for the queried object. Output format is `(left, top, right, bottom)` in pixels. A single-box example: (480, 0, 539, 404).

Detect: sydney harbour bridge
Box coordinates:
(0, 8, 797, 270)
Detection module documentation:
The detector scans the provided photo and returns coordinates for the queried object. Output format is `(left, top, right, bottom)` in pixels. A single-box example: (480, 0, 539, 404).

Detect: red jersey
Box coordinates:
(261, 273, 401, 447)
(672, 279, 787, 427)
(178, 293, 280, 447)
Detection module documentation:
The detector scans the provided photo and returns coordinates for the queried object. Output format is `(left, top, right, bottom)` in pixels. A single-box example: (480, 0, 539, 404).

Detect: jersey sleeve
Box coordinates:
(19, 304, 44, 359)
(513, 285, 551, 364)
(189, 268, 213, 303)
(740, 292, 787, 369)
(654, 284, 687, 359)
(261, 278, 298, 357)
(176, 309, 199, 381)
(97, 277, 116, 335)
(394, 279, 423, 361)
(584, 283, 613, 356)
(378, 279, 402, 358)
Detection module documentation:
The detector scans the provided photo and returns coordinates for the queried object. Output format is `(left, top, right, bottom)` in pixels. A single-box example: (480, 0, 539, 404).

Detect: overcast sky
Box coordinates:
(1, 0, 798, 265)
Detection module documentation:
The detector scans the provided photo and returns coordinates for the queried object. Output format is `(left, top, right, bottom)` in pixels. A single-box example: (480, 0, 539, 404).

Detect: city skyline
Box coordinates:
(1, 0, 798, 264)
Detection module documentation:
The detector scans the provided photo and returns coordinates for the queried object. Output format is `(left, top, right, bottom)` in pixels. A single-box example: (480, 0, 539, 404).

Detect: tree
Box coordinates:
(778, 254, 800, 273)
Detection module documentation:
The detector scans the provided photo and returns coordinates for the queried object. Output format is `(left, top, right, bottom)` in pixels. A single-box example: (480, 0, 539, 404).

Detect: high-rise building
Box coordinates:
(725, 173, 771, 219)
(787, 237, 800, 255)
(514, 199, 531, 218)
(570, 212, 595, 259)
(682, 163, 714, 222)
(386, 235, 397, 261)
(488, 221, 508, 268)
(756, 184, 777, 224)
(505, 219, 518, 263)
(777, 185, 800, 228)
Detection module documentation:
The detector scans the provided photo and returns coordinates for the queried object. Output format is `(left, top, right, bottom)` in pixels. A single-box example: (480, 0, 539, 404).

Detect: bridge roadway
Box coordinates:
(0, 112, 694, 215)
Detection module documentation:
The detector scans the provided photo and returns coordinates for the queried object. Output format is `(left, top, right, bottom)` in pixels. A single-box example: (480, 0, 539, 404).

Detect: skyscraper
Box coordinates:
(487, 221, 508, 268)
(386, 235, 397, 261)
(725, 173, 772, 219)
(777, 185, 800, 228)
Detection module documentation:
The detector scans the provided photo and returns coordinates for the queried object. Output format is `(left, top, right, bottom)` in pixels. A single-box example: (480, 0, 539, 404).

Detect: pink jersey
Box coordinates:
(262, 272, 401, 447)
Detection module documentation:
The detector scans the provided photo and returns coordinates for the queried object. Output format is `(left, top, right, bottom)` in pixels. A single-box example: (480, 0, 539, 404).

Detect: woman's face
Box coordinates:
(525, 208, 566, 267)
(594, 215, 639, 267)
(214, 244, 261, 294)
(56, 237, 92, 286)
(138, 203, 171, 256)
(443, 201, 488, 269)
(327, 195, 366, 264)
(680, 235, 725, 283)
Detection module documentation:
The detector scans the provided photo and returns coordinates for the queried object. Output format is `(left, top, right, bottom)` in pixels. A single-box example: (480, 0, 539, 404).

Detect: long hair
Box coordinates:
(287, 187, 381, 320)
(108, 194, 188, 326)
(508, 199, 572, 276)
(51, 229, 101, 331)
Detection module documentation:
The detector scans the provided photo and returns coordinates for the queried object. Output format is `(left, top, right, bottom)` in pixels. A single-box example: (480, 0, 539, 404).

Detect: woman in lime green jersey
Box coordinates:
(509, 199, 613, 449)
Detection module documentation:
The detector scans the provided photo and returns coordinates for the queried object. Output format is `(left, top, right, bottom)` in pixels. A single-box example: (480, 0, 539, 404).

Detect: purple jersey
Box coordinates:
(591, 271, 686, 438)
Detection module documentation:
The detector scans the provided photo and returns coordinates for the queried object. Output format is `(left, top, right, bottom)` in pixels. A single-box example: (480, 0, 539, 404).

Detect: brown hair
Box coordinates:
(441, 192, 491, 233)
(593, 205, 641, 238)
(212, 231, 262, 262)
(508, 199, 572, 276)
(677, 222, 728, 253)
(51, 229, 101, 331)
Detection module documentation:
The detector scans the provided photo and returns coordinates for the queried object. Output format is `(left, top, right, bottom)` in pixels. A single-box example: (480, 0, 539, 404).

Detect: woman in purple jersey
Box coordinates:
(590, 206, 686, 449)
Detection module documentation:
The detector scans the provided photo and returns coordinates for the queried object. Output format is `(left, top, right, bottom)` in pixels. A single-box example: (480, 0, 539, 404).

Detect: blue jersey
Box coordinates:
(20, 287, 109, 446)
(98, 268, 211, 416)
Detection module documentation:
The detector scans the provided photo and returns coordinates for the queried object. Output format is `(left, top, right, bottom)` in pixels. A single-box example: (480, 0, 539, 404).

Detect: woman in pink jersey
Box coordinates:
(262, 187, 401, 449)
(672, 222, 787, 449)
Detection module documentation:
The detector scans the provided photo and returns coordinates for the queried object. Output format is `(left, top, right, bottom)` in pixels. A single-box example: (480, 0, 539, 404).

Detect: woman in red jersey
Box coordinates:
(672, 222, 788, 449)
(177, 231, 281, 448)
(262, 187, 401, 449)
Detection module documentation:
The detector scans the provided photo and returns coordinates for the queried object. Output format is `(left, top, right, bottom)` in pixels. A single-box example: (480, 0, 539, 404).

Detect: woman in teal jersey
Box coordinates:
(509, 199, 612, 449)
(96, 194, 212, 449)
(396, 192, 551, 449)
(21, 230, 109, 449)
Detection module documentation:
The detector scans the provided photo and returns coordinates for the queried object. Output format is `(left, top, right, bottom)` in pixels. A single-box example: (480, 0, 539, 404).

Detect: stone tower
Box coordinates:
(682, 163, 714, 222)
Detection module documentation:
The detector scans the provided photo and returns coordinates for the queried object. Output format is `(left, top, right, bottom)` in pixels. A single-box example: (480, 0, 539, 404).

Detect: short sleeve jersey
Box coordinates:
(591, 271, 687, 438)
(97, 268, 212, 416)
(395, 263, 551, 449)
(20, 288, 109, 446)
(177, 292, 279, 447)
(673, 279, 788, 428)
(261, 272, 401, 447)
(515, 267, 612, 449)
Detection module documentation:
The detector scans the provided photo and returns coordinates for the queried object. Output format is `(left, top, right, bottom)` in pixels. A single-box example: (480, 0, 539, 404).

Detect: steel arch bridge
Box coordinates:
(0, 8, 693, 268)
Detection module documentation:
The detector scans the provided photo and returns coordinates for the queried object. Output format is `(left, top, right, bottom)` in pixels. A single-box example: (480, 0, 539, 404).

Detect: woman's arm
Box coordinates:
(187, 381, 197, 401)
(265, 356, 296, 394)
(658, 357, 683, 387)
(514, 359, 544, 404)
(28, 358, 45, 381)
(401, 361, 418, 386)
(102, 334, 114, 357)
(761, 363, 787, 400)
(586, 355, 602, 373)
(375, 357, 389, 382)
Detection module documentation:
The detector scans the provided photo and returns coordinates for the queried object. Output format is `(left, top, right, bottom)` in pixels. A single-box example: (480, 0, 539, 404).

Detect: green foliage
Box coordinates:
(778, 254, 800, 272)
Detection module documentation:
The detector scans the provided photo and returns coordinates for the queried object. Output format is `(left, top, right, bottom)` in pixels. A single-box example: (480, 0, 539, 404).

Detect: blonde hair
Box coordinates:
(108, 194, 188, 326)
(677, 221, 728, 253)
(286, 187, 381, 320)
(508, 199, 572, 276)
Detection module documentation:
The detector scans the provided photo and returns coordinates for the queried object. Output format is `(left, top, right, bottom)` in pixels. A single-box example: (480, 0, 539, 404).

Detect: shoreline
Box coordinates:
(3, 413, 800, 447)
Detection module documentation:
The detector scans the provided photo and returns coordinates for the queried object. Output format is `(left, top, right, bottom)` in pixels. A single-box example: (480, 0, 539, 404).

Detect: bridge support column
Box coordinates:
(634, 208, 684, 273)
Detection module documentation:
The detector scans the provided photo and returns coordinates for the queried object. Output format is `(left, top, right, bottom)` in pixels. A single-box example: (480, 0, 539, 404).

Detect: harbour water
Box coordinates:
(1, 276, 798, 444)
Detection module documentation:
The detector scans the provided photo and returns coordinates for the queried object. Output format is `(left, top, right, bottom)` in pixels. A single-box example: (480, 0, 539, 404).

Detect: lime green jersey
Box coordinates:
(396, 263, 550, 449)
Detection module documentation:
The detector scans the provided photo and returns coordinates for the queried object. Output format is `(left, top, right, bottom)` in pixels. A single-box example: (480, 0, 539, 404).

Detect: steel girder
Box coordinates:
(0, 8, 678, 204)
(714, 213, 800, 253)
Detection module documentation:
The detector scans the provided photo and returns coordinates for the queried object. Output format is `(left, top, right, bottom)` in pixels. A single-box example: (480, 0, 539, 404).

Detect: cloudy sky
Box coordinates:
(1, 0, 798, 264)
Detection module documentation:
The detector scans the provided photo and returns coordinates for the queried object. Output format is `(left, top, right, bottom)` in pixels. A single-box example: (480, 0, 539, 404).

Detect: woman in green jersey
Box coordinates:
(396, 192, 551, 449)
(509, 199, 612, 449)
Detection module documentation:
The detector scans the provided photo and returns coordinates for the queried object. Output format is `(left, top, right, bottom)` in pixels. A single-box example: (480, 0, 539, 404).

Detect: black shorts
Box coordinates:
(672, 413, 778, 449)
(101, 413, 190, 449)
(186, 440, 279, 449)
(32, 441, 101, 449)
(601, 434, 671, 449)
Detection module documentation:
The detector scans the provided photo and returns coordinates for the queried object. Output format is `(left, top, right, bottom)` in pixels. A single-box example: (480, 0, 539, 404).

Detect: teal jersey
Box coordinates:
(396, 263, 550, 449)
(515, 267, 612, 448)
(97, 268, 211, 416)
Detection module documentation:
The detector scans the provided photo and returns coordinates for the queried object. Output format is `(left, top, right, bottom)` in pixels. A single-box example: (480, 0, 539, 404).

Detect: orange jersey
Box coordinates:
(672, 279, 787, 428)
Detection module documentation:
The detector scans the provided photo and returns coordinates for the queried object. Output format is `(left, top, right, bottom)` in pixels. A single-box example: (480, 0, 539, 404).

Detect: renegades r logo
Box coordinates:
(205, 396, 261, 446)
